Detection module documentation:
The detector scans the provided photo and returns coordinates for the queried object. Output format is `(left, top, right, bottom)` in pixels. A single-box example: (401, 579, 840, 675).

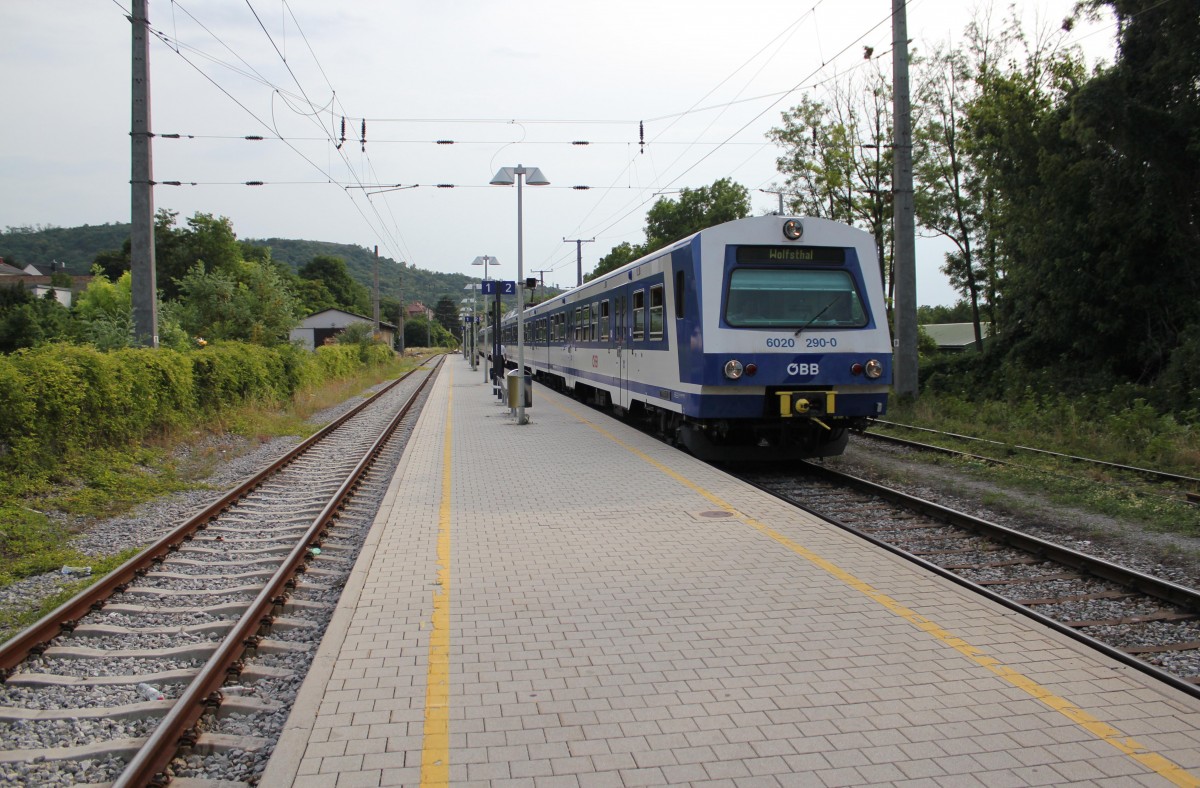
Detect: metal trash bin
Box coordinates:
(506, 370, 532, 408)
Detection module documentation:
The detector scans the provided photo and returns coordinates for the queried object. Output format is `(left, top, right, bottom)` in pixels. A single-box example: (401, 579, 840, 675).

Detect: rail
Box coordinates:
(744, 461, 1200, 701)
(114, 356, 443, 786)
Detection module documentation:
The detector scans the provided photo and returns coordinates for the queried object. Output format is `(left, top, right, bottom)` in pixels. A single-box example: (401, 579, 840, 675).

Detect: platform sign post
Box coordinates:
(482, 280, 515, 396)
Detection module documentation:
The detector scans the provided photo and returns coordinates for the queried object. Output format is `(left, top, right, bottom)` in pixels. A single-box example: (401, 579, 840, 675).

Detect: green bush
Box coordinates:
(0, 340, 396, 477)
(1159, 326, 1200, 415)
(11, 345, 117, 462)
(191, 341, 291, 409)
(314, 344, 362, 379)
(0, 356, 35, 470)
(109, 348, 197, 433)
(276, 342, 322, 395)
(360, 343, 396, 367)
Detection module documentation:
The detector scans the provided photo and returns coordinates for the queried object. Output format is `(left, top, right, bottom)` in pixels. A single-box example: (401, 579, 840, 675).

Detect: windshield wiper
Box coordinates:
(794, 298, 838, 337)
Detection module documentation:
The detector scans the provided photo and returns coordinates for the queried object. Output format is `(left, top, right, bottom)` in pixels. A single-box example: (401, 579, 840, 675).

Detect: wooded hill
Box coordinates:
(0, 223, 473, 313)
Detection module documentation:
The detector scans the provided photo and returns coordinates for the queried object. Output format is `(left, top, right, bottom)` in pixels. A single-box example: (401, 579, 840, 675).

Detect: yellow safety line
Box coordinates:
(546, 395, 1200, 788)
(420, 370, 452, 786)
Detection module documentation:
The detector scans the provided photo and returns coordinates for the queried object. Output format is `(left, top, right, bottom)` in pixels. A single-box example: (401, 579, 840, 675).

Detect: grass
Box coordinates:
(881, 392, 1200, 538)
(0, 352, 424, 638)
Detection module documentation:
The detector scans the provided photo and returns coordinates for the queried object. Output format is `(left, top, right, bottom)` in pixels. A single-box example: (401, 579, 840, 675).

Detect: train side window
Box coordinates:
(650, 284, 664, 340)
(674, 270, 685, 319)
(582, 304, 591, 343)
(633, 289, 645, 341)
(615, 296, 625, 345)
(590, 302, 598, 341)
(574, 307, 581, 342)
(599, 300, 610, 341)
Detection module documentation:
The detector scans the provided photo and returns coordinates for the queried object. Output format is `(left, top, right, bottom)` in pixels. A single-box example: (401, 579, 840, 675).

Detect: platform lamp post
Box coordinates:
(471, 256, 499, 383)
(461, 291, 479, 371)
(490, 165, 549, 425)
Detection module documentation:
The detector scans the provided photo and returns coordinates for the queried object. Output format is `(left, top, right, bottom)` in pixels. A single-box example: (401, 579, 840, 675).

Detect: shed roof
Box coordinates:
(922, 322, 992, 348)
(298, 307, 397, 331)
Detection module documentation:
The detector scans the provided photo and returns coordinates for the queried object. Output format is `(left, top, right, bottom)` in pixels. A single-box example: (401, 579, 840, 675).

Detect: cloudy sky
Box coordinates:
(2, 1, 1115, 304)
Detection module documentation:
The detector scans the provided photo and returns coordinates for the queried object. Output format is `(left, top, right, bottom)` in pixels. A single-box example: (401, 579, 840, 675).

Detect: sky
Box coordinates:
(1, 1, 1117, 306)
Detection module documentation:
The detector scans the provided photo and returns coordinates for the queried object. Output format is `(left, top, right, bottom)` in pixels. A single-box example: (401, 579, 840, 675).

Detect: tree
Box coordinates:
(433, 296, 460, 340)
(588, 178, 750, 281)
(914, 17, 1017, 349)
(768, 67, 894, 294)
(291, 278, 339, 316)
(151, 211, 245, 299)
(72, 268, 135, 350)
(403, 315, 454, 349)
(918, 302, 975, 324)
(92, 247, 129, 280)
(0, 284, 70, 352)
(172, 259, 299, 346)
(643, 178, 751, 249)
(587, 242, 646, 282)
(299, 255, 370, 314)
(1069, 0, 1200, 379)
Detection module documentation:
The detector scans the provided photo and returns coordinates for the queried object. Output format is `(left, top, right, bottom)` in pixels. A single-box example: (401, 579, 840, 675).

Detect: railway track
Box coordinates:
(742, 463, 1200, 700)
(0, 357, 442, 786)
(863, 419, 1200, 505)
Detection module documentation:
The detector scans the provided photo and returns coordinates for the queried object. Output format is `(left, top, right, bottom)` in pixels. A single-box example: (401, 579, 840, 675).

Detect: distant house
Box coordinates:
(289, 308, 396, 351)
(0, 257, 89, 308)
(406, 301, 433, 320)
(922, 322, 992, 353)
(28, 284, 75, 308)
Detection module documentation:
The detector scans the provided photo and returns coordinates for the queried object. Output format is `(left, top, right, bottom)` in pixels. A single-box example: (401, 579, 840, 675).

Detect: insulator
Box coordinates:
(571, 185, 591, 190)
(571, 140, 590, 146)
(436, 140, 455, 145)
(245, 181, 264, 186)
(245, 135, 264, 140)
(436, 184, 455, 188)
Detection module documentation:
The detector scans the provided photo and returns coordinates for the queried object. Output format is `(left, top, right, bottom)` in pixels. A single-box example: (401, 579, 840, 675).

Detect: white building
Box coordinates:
(289, 308, 397, 351)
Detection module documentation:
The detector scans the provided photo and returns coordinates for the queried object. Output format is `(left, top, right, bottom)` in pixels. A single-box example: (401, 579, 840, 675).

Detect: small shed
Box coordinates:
(922, 322, 992, 353)
(290, 308, 397, 351)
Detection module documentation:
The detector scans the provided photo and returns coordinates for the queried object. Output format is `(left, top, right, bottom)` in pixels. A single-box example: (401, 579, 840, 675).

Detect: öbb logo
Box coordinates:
(787, 362, 819, 376)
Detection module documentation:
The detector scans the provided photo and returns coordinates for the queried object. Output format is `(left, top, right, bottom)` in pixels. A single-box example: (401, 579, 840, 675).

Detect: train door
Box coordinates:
(615, 293, 630, 409)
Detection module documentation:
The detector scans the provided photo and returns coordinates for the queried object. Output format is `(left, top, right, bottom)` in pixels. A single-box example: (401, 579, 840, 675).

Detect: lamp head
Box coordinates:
(490, 166, 549, 186)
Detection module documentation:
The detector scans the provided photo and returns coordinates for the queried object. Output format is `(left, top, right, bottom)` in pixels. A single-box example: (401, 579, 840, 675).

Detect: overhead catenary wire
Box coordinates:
(133, 1, 413, 265)
(119, 0, 1120, 284)
(133, 0, 906, 279)
(561, 4, 900, 260)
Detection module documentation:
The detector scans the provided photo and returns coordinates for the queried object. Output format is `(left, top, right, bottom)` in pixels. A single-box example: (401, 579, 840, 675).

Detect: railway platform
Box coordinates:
(261, 354, 1200, 787)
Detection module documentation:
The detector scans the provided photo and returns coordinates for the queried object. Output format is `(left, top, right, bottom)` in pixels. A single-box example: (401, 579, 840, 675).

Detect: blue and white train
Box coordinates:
(481, 215, 892, 460)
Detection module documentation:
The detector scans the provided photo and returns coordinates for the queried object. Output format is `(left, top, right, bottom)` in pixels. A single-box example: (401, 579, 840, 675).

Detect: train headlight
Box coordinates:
(864, 359, 884, 379)
(782, 219, 803, 240)
(723, 359, 745, 380)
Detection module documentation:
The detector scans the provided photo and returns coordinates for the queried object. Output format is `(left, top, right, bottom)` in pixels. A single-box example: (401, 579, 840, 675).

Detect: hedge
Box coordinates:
(0, 341, 395, 476)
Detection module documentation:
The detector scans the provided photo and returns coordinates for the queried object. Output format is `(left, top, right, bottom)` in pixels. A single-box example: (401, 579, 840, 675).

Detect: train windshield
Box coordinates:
(725, 268, 867, 328)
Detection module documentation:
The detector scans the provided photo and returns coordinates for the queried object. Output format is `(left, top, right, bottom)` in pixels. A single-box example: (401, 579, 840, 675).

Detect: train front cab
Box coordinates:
(676, 218, 892, 461)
